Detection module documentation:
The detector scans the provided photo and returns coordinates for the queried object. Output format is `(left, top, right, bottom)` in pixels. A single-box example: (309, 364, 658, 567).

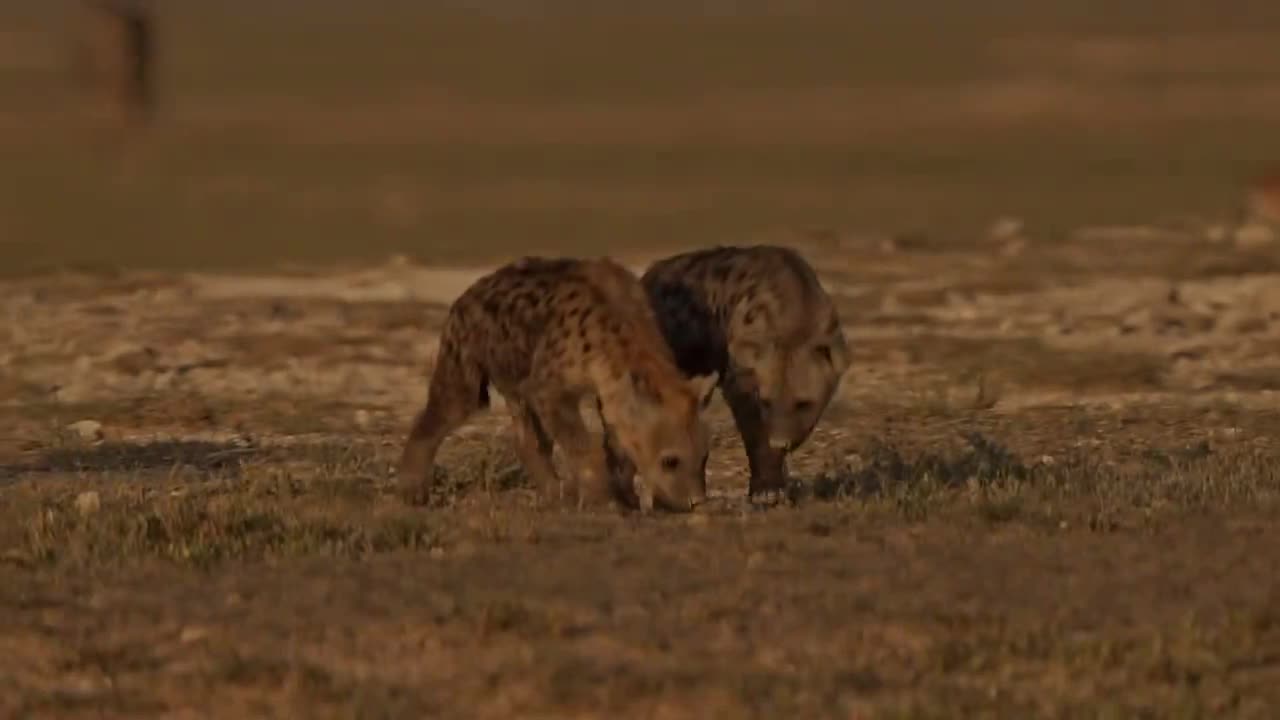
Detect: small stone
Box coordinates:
(988, 216, 1025, 241)
(353, 409, 372, 430)
(109, 345, 158, 375)
(0, 549, 33, 569)
(151, 370, 176, 391)
(1204, 224, 1230, 244)
(179, 625, 210, 644)
(66, 420, 103, 443)
(74, 491, 101, 517)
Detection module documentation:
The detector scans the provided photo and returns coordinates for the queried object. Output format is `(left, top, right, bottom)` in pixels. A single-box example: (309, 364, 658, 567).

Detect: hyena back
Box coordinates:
(398, 257, 716, 511)
(641, 245, 851, 496)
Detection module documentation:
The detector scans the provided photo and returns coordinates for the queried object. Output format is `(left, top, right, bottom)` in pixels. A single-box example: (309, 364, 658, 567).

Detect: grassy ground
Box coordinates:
(4, 403, 1280, 717)
(4, 2, 1280, 717)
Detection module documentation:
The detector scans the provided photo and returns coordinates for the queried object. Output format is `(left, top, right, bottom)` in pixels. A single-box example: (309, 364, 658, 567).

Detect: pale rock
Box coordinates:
(1204, 224, 1231, 244)
(74, 491, 101, 517)
(988, 216, 1025, 241)
(151, 370, 176, 391)
(72, 355, 93, 377)
(179, 626, 211, 644)
(54, 383, 93, 404)
(67, 419, 103, 443)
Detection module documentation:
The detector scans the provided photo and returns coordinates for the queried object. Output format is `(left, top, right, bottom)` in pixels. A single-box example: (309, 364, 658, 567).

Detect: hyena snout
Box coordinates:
(644, 452, 708, 512)
(759, 395, 824, 452)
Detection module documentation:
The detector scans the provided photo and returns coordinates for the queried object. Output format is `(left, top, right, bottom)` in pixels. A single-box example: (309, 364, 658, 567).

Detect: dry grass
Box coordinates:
(3, 424, 1280, 717)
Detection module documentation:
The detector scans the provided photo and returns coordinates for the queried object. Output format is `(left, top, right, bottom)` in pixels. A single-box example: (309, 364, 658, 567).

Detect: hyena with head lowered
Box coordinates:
(639, 245, 851, 497)
(398, 257, 717, 511)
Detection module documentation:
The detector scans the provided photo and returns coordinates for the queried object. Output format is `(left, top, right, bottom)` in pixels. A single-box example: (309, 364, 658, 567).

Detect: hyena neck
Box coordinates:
(595, 347, 686, 431)
(592, 306, 687, 415)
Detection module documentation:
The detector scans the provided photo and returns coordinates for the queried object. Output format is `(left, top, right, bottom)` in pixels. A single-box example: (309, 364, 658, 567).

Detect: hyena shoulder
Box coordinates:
(641, 245, 848, 372)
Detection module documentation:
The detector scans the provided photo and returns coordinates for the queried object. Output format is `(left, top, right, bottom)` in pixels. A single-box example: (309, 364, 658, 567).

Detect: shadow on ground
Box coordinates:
(0, 440, 261, 481)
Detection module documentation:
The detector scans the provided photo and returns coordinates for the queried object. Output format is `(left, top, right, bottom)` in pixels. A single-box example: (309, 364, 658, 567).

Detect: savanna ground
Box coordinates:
(4, 2, 1280, 717)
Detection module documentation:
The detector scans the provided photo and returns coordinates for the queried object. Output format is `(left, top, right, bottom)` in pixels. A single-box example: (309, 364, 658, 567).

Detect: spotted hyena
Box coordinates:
(639, 245, 851, 497)
(397, 257, 718, 512)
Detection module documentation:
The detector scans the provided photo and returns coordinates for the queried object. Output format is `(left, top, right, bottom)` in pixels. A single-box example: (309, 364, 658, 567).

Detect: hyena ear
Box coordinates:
(814, 330, 852, 376)
(829, 332, 852, 375)
(687, 372, 719, 409)
(820, 313, 852, 375)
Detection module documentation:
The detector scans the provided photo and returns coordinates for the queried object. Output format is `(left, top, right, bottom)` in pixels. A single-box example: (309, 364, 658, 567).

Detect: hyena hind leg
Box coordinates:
(506, 398, 561, 500)
(398, 349, 487, 505)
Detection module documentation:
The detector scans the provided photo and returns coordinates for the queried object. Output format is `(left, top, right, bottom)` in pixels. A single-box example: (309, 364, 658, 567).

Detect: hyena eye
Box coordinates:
(814, 344, 833, 364)
(794, 400, 815, 413)
(660, 455, 681, 473)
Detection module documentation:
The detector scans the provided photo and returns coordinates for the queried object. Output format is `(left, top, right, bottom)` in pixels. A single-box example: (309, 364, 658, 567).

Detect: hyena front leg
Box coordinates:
(721, 383, 788, 499)
(506, 398, 561, 501)
(596, 397, 648, 511)
(529, 389, 614, 509)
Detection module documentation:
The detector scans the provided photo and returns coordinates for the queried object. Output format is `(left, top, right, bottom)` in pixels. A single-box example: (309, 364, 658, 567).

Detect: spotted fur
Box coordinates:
(398, 257, 717, 511)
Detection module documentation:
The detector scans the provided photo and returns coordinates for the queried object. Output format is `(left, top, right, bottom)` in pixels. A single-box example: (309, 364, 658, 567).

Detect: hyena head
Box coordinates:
(609, 368, 718, 512)
(729, 298, 850, 453)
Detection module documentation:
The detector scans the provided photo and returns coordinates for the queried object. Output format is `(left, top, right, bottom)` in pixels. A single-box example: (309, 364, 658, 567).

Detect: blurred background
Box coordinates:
(3, 0, 1280, 275)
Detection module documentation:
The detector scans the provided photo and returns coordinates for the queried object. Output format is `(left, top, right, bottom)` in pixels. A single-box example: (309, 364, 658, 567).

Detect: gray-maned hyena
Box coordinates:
(637, 245, 851, 497)
(397, 256, 718, 512)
